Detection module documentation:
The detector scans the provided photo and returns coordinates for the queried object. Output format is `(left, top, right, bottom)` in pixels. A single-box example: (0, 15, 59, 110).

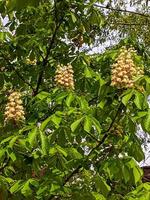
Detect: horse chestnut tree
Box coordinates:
(0, 0, 150, 200)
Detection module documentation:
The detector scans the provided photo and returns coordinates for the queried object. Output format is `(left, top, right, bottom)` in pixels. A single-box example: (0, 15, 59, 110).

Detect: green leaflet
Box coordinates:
(94, 175, 111, 197)
(71, 117, 84, 132)
(143, 109, 150, 133)
(122, 90, 134, 106)
(84, 116, 92, 133)
(39, 129, 48, 156)
(28, 127, 38, 145)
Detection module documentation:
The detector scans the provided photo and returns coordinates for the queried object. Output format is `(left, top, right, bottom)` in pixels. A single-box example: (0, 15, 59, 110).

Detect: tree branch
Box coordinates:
(34, 16, 64, 96)
(12, 66, 35, 92)
(110, 22, 150, 26)
(88, 103, 124, 156)
(48, 103, 124, 200)
(93, 3, 150, 17)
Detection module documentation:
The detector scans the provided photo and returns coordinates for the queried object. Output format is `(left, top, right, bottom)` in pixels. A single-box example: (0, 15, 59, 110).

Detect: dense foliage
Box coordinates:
(0, 0, 150, 199)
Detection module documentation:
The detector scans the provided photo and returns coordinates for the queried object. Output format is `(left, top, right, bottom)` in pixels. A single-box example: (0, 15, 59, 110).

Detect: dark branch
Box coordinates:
(48, 103, 124, 200)
(88, 103, 124, 156)
(12, 66, 35, 92)
(34, 17, 64, 96)
(94, 3, 150, 17)
(110, 22, 150, 26)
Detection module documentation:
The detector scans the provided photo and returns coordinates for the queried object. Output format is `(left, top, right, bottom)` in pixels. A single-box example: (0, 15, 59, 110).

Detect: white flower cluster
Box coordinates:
(111, 46, 144, 89)
(5, 92, 25, 123)
(55, 64, 74, 89)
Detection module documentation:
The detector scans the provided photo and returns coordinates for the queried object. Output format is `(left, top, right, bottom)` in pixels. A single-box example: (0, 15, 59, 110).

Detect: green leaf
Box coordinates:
(51, 113, 62, 128)
(97, 100, 106, 109)
(1, 136, 14, 144)
(143, 109, 150, 133)
(9, 136, 19, 148)
(41, 113, 62, 130)
(8, 152, 16, 162)
(39, 129, 48, 156)
(84, 116, 92, 133)
(71, 117, 84, 132)
(7, 0, 40, 11)
(128, 136, 145, 162)
(92, 192, 106, 200)
(92, 117, 101, 134)
(121, 165, 130, 184)
(55, 91, 67, 103)
(28, 127, 38, 145)
(56, 145, 68, 157)
(122, 90, 134, 106)
(37, 186, 48, 196)
(40, 117, 51, 131)
(70, 12, 77, 23)
(84, 66, 93, 78)
(66, 92, 74, 107)
(134, 91, 144, 110)
(77, 96, 89, 110)
(132, 111, 147, 121)
(21, 180, 32, 197)
(94, 175, 111, 197)
(36, 91, 50, 100)
(0, 149, 5, 160)
(67, 148, 83, 159)
(10, 180, 23, 194)
(0, 32, 6, 41)
(50, 183, 60, 193)
(132, 167, 142, 185)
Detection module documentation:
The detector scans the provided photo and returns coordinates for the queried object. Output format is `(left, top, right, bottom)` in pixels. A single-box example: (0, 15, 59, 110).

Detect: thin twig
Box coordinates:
(110, 22, 150, 26)
(94, 3, 150, 17)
